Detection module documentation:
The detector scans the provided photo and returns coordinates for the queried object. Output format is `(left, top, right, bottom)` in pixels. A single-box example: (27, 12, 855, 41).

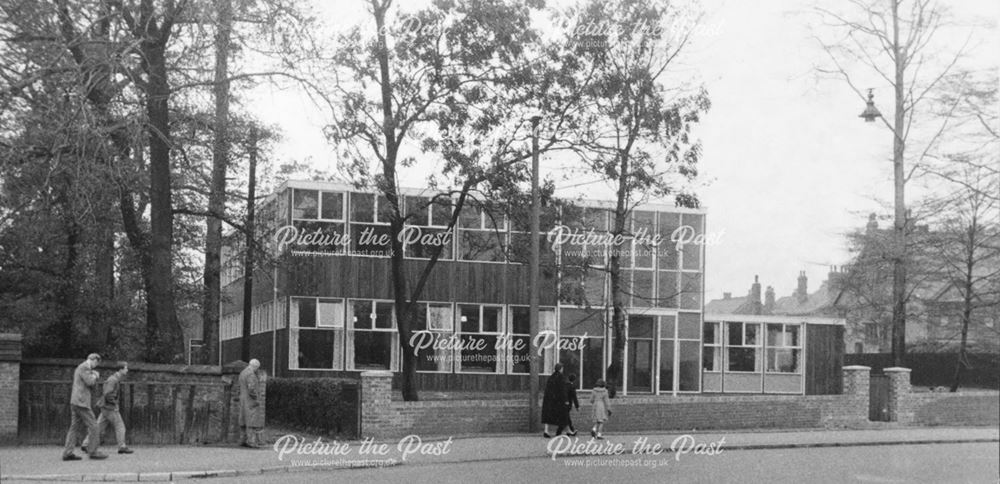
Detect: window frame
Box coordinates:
(765, 323, 802, 374)
(725, 321, 761, 373)
(289, 296, 345, 371)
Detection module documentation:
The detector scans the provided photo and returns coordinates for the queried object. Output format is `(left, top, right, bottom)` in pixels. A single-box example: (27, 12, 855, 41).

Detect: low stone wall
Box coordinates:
(359, 368, 873, 439)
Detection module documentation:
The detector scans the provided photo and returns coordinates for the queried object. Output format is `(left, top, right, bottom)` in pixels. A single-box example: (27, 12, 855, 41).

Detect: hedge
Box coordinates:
(265, 377, 360, 438)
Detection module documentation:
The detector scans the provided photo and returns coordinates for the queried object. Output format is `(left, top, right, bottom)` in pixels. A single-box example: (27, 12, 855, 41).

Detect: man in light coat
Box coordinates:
(238, 359, 265, 448)
(82, 363, 133, 454)
(62, 353, 108, 460)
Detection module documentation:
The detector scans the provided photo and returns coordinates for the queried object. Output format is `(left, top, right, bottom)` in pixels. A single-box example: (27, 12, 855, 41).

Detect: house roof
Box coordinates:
(704, 295, 749, 314)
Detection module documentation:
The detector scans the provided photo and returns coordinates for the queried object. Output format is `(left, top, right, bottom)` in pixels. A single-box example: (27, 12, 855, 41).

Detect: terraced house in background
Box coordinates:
(219, 180, 844, 396)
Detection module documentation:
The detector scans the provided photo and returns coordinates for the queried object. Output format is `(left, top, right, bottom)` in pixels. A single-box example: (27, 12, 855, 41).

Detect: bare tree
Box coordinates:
(812, 0, 973, 366)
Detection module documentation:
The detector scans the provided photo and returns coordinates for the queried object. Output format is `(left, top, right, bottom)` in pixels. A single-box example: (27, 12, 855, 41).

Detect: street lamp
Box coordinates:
(859, 89, 882, 122)
(859, 87, 907, 366)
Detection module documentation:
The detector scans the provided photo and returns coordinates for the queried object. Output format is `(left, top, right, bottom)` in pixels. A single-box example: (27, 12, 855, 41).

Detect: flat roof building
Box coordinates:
(220, 180, 843, 395)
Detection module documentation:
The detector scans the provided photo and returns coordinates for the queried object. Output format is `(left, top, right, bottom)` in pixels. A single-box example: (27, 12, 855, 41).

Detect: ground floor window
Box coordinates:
(289, 297, 345, 370)
(726, 322, 760, 372)
(766, 323, 802, 373)
(457, 304, 503, 373)
(348, 300, 396, 370)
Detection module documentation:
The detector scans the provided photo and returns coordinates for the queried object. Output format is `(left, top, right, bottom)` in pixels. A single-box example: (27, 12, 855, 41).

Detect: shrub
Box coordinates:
(266, 378, 359, 438)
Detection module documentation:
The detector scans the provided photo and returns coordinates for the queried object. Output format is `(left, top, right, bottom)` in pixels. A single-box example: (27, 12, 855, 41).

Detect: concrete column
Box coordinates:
(0, 333, 23, 440)
(884, 367, 913, 424)
(842, 365, 871, 423)
(360, 370, 394, 439)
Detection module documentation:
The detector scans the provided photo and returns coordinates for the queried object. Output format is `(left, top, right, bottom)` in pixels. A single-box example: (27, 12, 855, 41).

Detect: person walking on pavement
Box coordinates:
(238, 358, 265, 448)
(590, 379, 612, 439)
(62, 353, 108, 460)
(541, 363, 569, 438)
(82, 363, 133, 454)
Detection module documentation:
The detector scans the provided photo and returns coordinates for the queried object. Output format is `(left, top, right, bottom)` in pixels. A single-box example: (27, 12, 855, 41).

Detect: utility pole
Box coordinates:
(240, 127, 258, 362)
(528, 115, 541, 433)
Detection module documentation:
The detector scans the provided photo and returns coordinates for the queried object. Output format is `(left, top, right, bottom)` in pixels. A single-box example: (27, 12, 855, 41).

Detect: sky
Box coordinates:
(248, 0, 999, 301)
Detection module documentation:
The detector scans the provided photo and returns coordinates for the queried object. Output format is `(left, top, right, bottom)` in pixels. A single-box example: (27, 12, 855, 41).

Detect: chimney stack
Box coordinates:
(764, 286, 775, 312)
(750, 275, 762, 315)
(796, 271, 808, 303)
(723, 292, 732, 300)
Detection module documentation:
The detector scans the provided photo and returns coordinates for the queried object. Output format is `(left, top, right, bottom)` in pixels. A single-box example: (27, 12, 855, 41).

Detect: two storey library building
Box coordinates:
(220, 180, 844, 396)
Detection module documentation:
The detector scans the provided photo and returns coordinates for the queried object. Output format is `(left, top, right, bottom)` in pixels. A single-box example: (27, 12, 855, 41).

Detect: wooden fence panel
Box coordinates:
(18, 380, 227, 445)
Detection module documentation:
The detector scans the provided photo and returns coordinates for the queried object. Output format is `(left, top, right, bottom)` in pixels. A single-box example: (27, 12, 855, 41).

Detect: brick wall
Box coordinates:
(0, 333, 23, 441)
(359, 368, 872, 439)
(885, 366, 999, 427)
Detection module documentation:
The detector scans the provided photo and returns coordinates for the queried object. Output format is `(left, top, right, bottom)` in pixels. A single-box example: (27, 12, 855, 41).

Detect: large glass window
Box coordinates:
(403, 196, 454, 260)
(289, 297, 345, 370)
(559, 308, 606, 389)
(349, 300, 396, 370)
(458, 202, 506, 261)
(290, 189, 347, 253)
(726, 322, 760, 372)
(457, 304, 503, 373)
(413, 303, 455, 372)
(766, 323, 802, 373)
(350, 193, 393, 256)
(508, 306, 555, 374)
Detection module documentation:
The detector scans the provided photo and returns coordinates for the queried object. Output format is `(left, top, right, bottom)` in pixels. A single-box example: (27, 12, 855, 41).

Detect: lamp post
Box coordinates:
(859, 85, 907, 367)
(528, 114, 542, 433)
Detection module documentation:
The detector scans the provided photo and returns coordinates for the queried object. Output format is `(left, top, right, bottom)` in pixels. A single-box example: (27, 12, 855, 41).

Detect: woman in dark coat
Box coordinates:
(541, 363, 568, 438)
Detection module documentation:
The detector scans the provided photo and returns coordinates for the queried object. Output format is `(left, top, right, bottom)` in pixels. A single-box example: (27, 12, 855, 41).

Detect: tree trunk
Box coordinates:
(950, 223, 977, 392)
(607, 150, 631, 394)
(241, 128, 258, 363)
(143, 39, 181, 362)
(203, 0, 233, 365)
(890, 0, 908, 367)
(58, 214, 80, 356)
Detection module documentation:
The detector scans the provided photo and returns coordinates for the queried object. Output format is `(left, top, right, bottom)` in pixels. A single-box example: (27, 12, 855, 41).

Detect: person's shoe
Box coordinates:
(88, 452, 109, 460)
(240, 442, 253, 448)
(62, 454, 82, 461)
(568, 430, 578, 436)
(590, 429, 596, 438)
(543, 432, 552, 438)
(118, 447, 134, 454)
(596, 434, 604, 440)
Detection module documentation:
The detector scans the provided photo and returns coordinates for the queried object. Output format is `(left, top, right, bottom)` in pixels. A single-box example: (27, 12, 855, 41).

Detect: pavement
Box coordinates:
(0, 426, 996, 482)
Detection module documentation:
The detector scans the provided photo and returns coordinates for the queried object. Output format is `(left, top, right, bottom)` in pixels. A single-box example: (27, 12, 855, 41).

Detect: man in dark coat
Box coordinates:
(238, 359, 265, 448)
(62, 353, 108, 460)
(541, 363, 568, 438)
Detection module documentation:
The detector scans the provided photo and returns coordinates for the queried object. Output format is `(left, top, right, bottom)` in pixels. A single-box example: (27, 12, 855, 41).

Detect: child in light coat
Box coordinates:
(590, 379, 612, 439)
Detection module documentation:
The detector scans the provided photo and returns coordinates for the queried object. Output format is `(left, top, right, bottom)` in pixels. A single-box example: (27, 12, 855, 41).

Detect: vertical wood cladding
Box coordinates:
(281, 256, 557, 305)
(806, 325, 844, 395)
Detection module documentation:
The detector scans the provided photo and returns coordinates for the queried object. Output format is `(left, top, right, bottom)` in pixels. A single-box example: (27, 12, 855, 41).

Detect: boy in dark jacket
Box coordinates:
(565, 374, 580, 436)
